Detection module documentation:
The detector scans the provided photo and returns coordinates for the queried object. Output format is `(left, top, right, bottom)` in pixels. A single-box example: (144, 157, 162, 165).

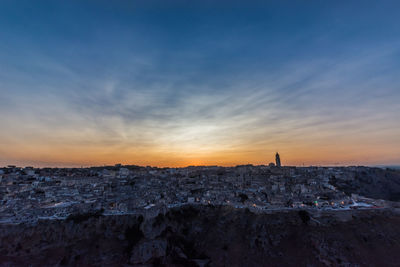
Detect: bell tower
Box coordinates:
(275, 152, 281, 167)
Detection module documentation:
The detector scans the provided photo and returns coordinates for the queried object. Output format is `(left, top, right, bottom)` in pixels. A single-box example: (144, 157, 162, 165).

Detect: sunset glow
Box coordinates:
(0, 1, 399, 167)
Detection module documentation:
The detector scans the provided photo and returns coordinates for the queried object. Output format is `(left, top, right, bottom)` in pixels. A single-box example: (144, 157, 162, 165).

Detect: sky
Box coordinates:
(0, 0, 399, 167)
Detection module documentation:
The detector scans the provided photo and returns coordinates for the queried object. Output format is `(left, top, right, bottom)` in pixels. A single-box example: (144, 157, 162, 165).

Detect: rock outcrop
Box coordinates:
(1, 205, 400, 266)
(331, 167, 400, 201)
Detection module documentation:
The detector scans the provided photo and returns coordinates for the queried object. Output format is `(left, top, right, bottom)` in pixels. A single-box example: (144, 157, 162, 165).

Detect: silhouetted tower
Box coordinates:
(275, 152, 281, 167)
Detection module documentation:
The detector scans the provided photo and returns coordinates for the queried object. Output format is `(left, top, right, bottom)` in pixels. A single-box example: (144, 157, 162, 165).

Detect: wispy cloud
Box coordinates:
(0, 1, 399, 166)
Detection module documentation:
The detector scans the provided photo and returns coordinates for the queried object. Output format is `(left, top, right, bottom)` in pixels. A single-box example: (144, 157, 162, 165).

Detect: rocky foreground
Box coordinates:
(1, 205, 400, 266)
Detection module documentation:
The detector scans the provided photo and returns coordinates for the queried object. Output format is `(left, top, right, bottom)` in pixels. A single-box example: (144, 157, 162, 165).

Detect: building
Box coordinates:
(275, 152, 281, 167)
(119, 168, 130, 178)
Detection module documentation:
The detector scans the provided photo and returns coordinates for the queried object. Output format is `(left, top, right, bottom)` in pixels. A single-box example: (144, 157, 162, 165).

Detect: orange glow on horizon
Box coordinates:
(1, 141, 399, 168)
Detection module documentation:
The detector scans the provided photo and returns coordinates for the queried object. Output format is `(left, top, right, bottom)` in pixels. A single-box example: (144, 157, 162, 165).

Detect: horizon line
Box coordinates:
(2, 163, 400, 169)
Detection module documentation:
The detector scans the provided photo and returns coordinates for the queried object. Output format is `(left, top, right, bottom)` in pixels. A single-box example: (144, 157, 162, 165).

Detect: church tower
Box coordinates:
(275, 152, 281, 167)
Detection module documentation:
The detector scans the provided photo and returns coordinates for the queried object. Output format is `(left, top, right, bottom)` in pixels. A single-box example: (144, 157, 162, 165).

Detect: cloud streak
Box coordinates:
(0, 1, 399, 166)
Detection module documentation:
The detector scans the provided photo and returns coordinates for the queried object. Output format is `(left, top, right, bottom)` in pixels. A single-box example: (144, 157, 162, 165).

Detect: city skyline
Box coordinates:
(1, 1, 400, 167)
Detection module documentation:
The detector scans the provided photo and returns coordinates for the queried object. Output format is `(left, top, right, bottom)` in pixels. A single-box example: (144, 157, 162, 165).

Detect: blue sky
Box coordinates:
(0, 1, 399, 167)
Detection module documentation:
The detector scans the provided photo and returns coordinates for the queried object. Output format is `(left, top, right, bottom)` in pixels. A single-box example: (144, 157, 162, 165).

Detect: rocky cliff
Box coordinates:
(331, 168, 400, 201)
(1, 205, 400, 266)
